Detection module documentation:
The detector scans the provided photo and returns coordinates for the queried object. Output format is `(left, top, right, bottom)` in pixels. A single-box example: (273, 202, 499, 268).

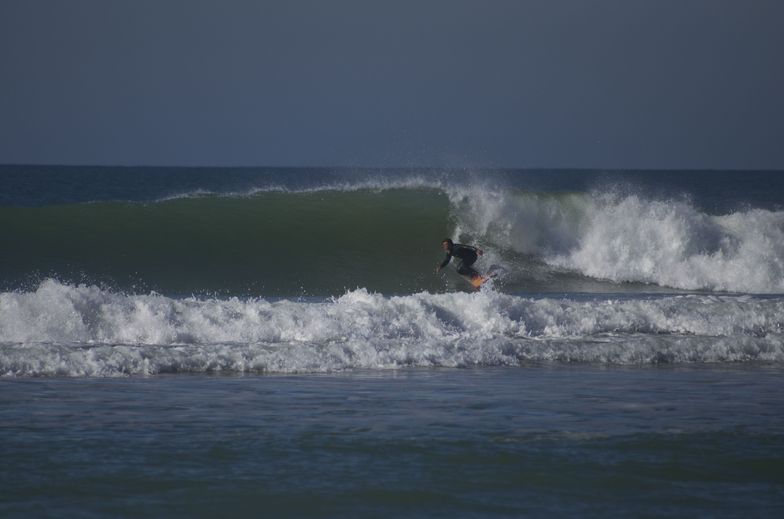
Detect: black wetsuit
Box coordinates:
(440, 244, 480, 277)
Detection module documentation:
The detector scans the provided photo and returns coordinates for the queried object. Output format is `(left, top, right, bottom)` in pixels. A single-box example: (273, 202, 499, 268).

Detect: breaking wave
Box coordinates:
(1, 280, 783, 376)
(2, 183, 784, 295)
(450, 187, 784, 293)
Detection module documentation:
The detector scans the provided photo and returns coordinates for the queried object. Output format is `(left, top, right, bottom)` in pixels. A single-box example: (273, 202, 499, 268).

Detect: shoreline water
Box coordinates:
(2, 364, 782, 518)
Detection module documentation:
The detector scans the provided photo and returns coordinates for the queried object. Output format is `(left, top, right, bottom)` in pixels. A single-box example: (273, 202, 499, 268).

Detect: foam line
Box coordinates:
(2, 281, 782, 376)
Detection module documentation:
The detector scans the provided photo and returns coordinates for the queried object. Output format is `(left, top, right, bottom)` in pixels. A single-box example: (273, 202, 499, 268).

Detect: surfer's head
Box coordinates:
(441, 238, 453, 251)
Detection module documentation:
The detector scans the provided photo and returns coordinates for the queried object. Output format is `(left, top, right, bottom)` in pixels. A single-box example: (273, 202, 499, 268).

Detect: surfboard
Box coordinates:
(467, 273, 495, 289)
(470, 275, 489, 288)
(464, 264, 505, 289)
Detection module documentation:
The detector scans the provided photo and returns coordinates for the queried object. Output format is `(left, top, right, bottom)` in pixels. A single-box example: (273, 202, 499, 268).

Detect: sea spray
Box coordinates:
(448, 187, 784, 293)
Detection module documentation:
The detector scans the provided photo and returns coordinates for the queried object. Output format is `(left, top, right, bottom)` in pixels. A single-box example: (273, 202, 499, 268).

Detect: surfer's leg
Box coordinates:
(457, 262, 480, 279)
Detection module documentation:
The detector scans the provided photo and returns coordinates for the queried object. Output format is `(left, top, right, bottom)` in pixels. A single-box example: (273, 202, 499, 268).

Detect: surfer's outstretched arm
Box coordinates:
(435, 253, 452, 273)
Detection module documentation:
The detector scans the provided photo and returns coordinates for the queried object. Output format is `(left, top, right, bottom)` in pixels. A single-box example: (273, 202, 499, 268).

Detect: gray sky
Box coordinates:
(1, 0, 782, 169)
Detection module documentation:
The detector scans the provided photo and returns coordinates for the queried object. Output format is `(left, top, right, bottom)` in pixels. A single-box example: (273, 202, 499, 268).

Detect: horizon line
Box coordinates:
(2, 163, 784, 173)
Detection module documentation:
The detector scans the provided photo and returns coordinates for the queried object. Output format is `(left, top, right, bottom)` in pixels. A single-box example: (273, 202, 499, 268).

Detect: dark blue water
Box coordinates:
(1, 366, 782, 518)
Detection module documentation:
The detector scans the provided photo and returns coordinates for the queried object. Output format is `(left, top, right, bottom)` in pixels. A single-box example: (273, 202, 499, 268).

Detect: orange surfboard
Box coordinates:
(468, 274, 492, 289)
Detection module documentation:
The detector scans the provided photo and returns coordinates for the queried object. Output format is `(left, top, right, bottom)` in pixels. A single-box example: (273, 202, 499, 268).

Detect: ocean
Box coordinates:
(1, 166, 783, 517)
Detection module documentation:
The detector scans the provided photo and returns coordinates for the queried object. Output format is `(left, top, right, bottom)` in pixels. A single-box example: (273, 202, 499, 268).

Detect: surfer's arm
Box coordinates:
(436, 253, 452, 272)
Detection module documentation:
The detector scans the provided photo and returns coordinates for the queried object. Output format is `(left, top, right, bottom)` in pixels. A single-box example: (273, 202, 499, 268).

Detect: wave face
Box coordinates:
(2, 168, 784, 295)
(0, 188, 452, 295)
(1, 280, 783, 376)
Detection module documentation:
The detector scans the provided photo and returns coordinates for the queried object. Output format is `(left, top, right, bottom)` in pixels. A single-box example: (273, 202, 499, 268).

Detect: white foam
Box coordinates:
(150, 175, 449, 202)
(448, 188, 784, 293)
(2, 280, 783, 376)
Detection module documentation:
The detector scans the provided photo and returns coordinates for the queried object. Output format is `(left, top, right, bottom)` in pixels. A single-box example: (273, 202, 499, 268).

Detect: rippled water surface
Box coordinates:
(2, 365, 782, 518)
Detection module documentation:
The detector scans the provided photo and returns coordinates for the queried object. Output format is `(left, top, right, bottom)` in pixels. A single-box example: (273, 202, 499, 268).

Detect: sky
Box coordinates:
(1, 0, 783, 169)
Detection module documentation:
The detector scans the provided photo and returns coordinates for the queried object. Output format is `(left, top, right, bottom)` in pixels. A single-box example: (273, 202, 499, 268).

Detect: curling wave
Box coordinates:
(2, 180, 784, 294)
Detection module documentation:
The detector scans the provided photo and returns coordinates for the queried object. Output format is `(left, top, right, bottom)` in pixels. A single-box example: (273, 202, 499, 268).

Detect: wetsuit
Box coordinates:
(440, 244, 480, 278)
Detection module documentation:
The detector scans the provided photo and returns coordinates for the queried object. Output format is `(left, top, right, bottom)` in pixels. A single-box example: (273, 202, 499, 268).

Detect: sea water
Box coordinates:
(1, 166, 783, 516)
(2, 367, 782, 517)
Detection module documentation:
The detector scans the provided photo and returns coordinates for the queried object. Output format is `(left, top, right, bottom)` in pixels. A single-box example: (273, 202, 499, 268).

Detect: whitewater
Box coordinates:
(2, 279, 782, 376)
(450, 187, 784, 293)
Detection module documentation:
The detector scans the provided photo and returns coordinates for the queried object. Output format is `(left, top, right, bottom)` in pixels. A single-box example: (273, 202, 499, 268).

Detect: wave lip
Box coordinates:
(2, 280, 783, 376)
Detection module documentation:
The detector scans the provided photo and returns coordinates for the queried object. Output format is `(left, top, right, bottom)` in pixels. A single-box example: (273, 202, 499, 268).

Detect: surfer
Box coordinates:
(435, 238, 484, 280)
